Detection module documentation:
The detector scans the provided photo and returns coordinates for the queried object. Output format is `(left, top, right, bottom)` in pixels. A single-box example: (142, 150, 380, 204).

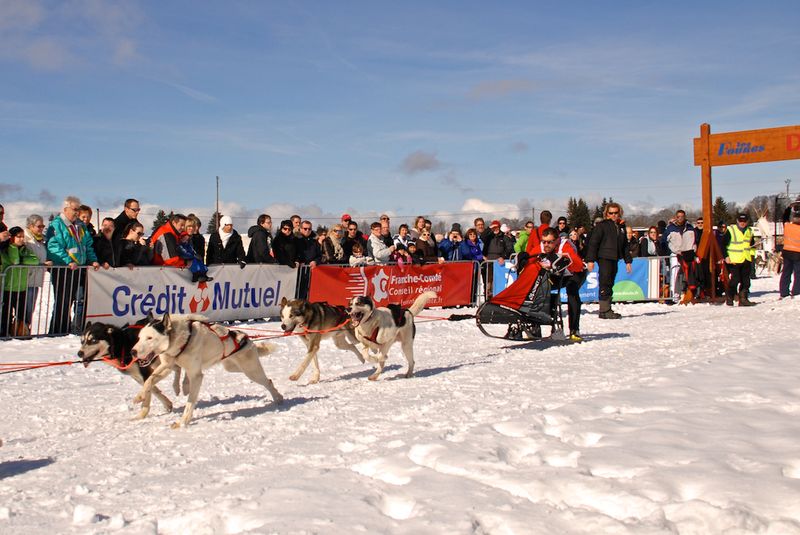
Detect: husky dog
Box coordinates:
(348, 291, 437, 381)
(132, 312, 283, 428)
(279, 297, 365, 384)
(78, 320, 184, 420)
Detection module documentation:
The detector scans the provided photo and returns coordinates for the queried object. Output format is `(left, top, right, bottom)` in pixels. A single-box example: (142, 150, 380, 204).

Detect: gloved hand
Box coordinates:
(239, 260, 247, 269)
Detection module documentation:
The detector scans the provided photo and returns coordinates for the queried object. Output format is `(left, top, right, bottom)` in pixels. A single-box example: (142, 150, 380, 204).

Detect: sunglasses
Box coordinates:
(281, 227, 291, 231)
(607, 211, 620, 215)
(129, 207, 141, 212)
(380, 217, 389, 221)
(302, 227, 312, 231)
(541, 239, 556, 244)
(348, 228, 357, 232)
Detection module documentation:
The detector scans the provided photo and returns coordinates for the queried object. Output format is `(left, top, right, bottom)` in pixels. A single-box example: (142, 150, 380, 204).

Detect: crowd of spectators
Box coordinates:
(1, 195, 792, 336)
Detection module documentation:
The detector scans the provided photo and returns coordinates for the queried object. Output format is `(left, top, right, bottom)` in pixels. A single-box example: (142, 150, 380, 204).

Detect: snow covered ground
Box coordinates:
(1, 276, 799, 535)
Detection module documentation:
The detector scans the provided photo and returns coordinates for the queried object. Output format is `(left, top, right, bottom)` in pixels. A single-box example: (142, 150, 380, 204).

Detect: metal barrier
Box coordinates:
(1, 264, 93, 340)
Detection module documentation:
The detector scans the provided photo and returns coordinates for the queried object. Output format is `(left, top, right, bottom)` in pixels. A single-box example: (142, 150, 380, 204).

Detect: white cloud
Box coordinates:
(400, 150, 442, 175)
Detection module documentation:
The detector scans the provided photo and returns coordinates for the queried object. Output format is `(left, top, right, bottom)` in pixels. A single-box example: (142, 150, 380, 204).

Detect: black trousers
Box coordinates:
(598, 259, 618, 302)
(50, 268, 85, 335)
(728, 260, 751, 297)
(565, 272, 587, 333)
(1, 290, 27, 337)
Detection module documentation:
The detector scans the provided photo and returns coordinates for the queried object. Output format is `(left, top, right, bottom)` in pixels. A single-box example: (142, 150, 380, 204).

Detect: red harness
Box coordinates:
(172, 321, 246, 360)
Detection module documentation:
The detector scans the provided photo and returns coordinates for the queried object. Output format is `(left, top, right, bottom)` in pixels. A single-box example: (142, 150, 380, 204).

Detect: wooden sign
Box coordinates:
(694, 124, 800, 167)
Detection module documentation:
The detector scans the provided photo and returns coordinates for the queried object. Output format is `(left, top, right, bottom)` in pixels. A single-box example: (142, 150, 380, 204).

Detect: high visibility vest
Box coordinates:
(785, 223, 800, 253)
(727, 225, 753, 263)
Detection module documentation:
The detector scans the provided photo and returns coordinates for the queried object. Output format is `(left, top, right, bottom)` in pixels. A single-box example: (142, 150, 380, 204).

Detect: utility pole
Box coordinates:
(216, 176, 220, 229)
(786, 179, 792, 197)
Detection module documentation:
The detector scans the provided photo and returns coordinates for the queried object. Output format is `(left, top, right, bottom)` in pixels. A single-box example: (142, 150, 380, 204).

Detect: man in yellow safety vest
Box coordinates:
(723, 213, 755, 306)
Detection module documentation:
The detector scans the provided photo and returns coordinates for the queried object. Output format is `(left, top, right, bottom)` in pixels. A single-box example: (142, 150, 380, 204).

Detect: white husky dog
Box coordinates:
(132, 312, 283, 428)
(347, 291, 437, 381)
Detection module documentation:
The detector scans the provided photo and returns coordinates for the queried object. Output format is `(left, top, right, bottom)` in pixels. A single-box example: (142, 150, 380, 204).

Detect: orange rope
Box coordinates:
(0, 360, 79, 375)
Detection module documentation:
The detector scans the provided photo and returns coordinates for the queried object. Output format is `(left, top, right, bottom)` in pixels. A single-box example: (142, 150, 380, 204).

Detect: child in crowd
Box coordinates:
(177, 231, 213, 283)
(406, 241, 425, 265)
(349, 242, 375, 267)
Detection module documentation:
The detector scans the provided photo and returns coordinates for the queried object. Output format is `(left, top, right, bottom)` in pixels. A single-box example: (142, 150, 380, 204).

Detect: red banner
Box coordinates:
(308, 262, 475, 307)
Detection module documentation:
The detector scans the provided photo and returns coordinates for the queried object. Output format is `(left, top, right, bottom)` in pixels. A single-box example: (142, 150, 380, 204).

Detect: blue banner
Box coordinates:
(557, 258, 650, 302)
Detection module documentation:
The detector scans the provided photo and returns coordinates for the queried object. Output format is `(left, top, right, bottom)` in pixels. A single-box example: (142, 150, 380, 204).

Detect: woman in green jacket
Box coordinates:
(1, 227, 40, 337)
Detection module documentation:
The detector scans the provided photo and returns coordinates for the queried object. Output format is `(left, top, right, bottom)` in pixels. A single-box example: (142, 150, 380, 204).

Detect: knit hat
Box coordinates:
(280, 219, 292, 229)
(450, 223, 462, 233)
(341, 213, 352, 221)
(220, 215, 233, 226)
(8, 226, 23, 237)
(490, 220, 501, 228)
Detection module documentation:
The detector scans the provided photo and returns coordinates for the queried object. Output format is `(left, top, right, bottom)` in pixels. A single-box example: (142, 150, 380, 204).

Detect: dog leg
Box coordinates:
(174, 371, 203, 428)
(334, 333, 366, 364)
(171, 366, 182, 396)
(368, 355, 387, 381)
(127, 367, 153, 420)
(401, 337, 415, 378)
(151, 385, 174, 414)
(289, 338, 320, 383)
(236, 354, 284, 404)
(134, 361, 173, 412)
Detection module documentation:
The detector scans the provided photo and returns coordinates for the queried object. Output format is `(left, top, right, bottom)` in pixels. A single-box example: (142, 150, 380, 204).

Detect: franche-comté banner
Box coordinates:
(308, 262, 475, 307)
(86, 265, 297, 326)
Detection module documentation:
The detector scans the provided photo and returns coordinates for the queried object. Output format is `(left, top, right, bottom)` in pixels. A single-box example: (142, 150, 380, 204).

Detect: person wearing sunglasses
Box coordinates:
(246, 214, 276, 264)
(119, 221, 154, 267)
(584, 202, 632, 319)
(112, 198, 141, 244)
(296, 220, 323, 268)
(537, 227, 587, 341)
(272, 219, 299, 267)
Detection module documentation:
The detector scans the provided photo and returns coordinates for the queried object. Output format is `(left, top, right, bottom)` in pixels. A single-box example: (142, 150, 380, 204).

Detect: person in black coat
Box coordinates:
(93, 217, 118, 267)
(585, 203, 632, 319)
(206, 215, 246, 266)
(118, 222, 154, 266)
(246, 214, 275, 263)
(272, 219, 299, 268)
(296, 220, 323, 266)
(112, 198, 141, 244)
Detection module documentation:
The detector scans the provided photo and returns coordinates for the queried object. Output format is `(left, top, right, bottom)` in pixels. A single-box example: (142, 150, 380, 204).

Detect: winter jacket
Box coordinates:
(482, 229, 514, 260)
(349, 254, 375, 267)
(661, 222, 696, 254)
(112, 211, 138, 244)
(296, 233, 323, 265)
(93, 234, 118, 267)
(584, 219, 631, 263)
(459, 239, 484, 261)
(342, 233, 367, 261)
(321, 236, 345, 264)
(514, 230, 530, 254)
(207, 230, 246, 265)
(415, 238, 439, 264)
(23, 228, 48, 288)
(1, 244, 39, 291)
(438, 238, 463, 261)
(369, 233, 393, 264)
(272, 232, 299, 268)
(118, 239, 154, 266)
(46, 215, 98, 266)
(246, 225, 274, 264)
(638, 236, 667, 258)
(151, 221, 187, 267)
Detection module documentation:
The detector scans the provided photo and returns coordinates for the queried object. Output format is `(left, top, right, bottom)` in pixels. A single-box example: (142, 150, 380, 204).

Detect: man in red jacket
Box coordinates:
(539, 227, 586, 341)
(151, 213, 188, 267)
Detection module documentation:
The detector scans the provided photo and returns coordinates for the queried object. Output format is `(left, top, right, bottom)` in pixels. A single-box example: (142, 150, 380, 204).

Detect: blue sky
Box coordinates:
(1, 0, 799, 228)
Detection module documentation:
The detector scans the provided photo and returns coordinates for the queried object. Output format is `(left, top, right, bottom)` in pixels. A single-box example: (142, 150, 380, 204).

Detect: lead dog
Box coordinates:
(78, 319, 184, 420)
(132, 312, 283, 428)
(348, 291, 437, 381)
(279, 297, 365, 384)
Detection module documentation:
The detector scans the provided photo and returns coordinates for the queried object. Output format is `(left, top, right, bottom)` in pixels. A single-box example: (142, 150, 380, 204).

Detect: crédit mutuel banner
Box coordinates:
(308, 262, 474, 307)
(86, 265, 298, 326)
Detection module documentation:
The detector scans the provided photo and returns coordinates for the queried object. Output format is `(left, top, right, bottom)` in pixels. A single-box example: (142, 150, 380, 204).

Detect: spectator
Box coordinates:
(525, 210, 553, 255)
(406, 241, 425, 265)
(177, 232, 213, 283)
(349, 241, 374, 267)
(112, 198, 140, 244)
(340, 213, 353, 229)
(186, 214, 206, 262)
(321, 224, 345, 264)
(409, 216, 426, 240)
(779, 199, 800, 299)
(207, 215, 246, 266)
(626, 226, 640, 258)
(501, 223, 516, 248)
(393, 224, 413, 251)
(118, 222, 154, 267)
(23, 214, 51, 328)
(662, 209, 697, 302)
(151, 213, 188, 267)
(78, 205, 96, 237)
(514, 221, 535, 254)
(296, 220, 322, 267)
(380, 217, 394, 248)
(1, 227, 39, 336)
(368, 221, 395, 264)
(290, 214, 302, 237)
(246, 214, 275, 264)
(483, 220, 514, 265)
(585, 202, 632, 319)
(46, 196, 100, 334)
(556, 216, 569, 238)
(438, 227, 463, 261)
(272, 219, 299, 267)
(639, 226, 667, 257)
(415, 229, 444, 264)
(342, 221, 366, 260)
(723, 213, 755, 306)
(459, 228, 485, 261)
(93, 217, 117, 268)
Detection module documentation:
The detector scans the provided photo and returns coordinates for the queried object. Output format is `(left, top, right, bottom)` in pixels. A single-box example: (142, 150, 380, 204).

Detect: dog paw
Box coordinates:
(133, 393, 144, 404)
(368, 373, 380, 381)
(133, 409, 149, 420)
(404, 371, 414, 379)
(170, 421, 182, 429)
(289, 374, 300, 381)
(309, 376, 320, 385)
(273, 394, 284, 405)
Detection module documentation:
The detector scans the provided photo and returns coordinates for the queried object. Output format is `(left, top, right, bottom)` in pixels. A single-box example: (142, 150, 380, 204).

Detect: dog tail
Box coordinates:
(408, 291, 437, 317)
(253, 341, 278, 357)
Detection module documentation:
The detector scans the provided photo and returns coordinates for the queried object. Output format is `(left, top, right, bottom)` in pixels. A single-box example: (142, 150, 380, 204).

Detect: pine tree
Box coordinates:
(571, 197, 592, 230)
(712, 196, 731, 225)
(592, 197, 608, 221)
(207, 211, 222, 234)
(151, 209, 168, 232)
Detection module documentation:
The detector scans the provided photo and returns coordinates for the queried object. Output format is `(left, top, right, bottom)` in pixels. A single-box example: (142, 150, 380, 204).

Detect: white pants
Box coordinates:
(669, 254, 682, 300)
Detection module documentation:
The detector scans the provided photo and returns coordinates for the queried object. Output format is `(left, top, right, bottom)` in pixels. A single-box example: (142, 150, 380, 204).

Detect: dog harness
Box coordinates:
(172, 321, 247, 360)
(363, 305, 408, 344)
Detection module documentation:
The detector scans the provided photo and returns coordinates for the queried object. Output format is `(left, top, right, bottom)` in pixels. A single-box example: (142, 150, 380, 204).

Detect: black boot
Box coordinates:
(598, 299, 621, 319)
(191, 272, 199, 282)
(725, 294, 734, 306)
